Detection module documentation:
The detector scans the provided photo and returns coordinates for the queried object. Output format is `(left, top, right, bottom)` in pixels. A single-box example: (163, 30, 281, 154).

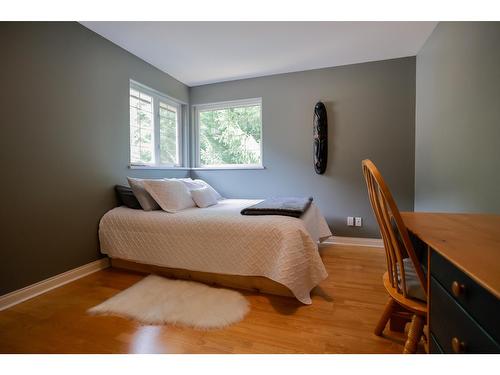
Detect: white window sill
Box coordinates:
(128, 165, 265, 171)
(191, 166, 266, 171)
(128, 165, 191, 170)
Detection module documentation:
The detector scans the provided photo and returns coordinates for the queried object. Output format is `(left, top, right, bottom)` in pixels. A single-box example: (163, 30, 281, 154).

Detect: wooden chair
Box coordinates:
(361, 159, 428, 354)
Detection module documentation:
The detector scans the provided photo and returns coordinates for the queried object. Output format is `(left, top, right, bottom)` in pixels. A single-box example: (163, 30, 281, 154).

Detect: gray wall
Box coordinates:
(190, 57, 417, 238)
(0, 23, 419, 295)
(0, 22, 190, 295)
(415, 22, 500, 213)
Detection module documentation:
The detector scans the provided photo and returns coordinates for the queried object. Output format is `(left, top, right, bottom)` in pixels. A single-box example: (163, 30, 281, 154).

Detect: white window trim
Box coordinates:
(193, 97, 263, 169)
(129, 80, 186, 168)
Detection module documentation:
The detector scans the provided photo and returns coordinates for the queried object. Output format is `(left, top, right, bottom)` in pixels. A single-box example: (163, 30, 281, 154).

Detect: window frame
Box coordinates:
(129, 80, 185, 169)
(193, 97, 263, 169)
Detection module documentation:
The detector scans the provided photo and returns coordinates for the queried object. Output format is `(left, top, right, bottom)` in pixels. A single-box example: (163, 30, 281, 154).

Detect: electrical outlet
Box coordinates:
(347, 216, 354, 226)
(355, 217, 363, 227)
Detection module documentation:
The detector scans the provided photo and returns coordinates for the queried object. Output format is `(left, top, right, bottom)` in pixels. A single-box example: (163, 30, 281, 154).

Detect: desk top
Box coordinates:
(401, 212, 500, 299)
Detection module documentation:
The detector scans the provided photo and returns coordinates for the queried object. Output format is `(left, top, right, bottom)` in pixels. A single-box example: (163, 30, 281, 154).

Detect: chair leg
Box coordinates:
(374, 298, 396, 336)
(403, 314, 425, 354)
(389, 310, 412, 332)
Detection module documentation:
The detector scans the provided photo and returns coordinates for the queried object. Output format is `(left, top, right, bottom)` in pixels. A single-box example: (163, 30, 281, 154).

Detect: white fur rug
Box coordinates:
(88, 275, 249, 329)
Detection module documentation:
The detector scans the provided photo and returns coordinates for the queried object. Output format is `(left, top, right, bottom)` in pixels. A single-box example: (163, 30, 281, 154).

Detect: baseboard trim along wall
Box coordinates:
(0, 237, 382, 311)
(0, 258, 110, 311)
(323, 236, 384, 248)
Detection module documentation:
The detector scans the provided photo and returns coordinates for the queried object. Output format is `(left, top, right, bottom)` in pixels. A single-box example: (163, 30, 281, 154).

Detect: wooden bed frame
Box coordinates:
(111, 258, 295, 298)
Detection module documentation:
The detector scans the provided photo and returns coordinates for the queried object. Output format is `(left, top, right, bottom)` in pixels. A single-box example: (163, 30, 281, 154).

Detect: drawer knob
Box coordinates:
(451, 337, 466, 354)
(451, 281, 465, 297)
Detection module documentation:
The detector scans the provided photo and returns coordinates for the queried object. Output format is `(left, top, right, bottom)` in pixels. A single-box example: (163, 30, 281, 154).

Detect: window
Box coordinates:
(195, 98, 262, 168)
(129, 81, 183, 167)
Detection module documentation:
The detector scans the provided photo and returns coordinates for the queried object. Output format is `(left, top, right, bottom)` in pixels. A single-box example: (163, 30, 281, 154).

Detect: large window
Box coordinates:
(129, 81, 183, 167)
(195, 98, 262, 168)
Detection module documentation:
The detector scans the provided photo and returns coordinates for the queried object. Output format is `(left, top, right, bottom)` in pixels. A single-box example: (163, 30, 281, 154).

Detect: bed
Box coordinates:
(99, 199, 332, 304)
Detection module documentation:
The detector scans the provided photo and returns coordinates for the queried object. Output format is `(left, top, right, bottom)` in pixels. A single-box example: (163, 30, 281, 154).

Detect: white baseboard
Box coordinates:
(323, 236, 384, 248)
(0, 237, 381, 311)
(0, 258, 110, 311)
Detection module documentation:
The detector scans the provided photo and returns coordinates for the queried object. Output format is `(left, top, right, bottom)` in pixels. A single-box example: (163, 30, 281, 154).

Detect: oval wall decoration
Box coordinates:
(313, 101, 328, 174)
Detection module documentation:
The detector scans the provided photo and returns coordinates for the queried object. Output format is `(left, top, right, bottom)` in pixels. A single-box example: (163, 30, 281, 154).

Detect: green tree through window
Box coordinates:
(159, 101, 178, 165)
(199, 103, 262, 166)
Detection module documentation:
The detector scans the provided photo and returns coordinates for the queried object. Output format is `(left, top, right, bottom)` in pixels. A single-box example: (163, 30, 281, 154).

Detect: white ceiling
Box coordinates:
(81, 22, 437, 87)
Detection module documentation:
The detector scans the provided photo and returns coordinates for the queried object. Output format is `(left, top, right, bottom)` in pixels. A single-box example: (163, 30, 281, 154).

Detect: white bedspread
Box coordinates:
(99, 199, 332, 304)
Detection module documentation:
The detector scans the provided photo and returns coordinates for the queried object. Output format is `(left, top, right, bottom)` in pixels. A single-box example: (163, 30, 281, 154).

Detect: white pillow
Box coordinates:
(127, 177, 161, 211)
(179, 178, 222, 200)
(178, 178, 201, 190)
(143, 179, 196, 213)
(191, 187, 218, 208)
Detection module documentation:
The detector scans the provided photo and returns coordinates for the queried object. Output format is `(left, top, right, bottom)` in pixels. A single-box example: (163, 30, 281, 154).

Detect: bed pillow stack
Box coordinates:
(142, 179, 196, 213)
(179, 178, 222, 201)
(125, 177, 223, 212)
(190, 187, 218, 208)
(127, 177, 161, 211)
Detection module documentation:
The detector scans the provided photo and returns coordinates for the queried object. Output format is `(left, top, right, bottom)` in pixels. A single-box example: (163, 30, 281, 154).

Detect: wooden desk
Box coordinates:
(401, 212, 500, 354)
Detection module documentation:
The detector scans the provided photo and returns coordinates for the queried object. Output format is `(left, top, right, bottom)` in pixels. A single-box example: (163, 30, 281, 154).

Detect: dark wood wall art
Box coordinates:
(313, 101, 328, 174)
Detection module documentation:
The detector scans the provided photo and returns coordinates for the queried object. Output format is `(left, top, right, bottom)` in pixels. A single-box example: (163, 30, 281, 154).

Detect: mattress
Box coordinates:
(99, 199, 332, 304)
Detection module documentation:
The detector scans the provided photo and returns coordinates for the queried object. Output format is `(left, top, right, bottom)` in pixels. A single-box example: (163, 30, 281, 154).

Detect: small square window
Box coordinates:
(195, 98, 262, 168)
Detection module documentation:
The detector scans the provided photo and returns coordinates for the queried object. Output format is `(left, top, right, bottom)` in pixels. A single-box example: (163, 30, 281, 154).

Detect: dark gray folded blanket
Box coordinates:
(241, 197, 313, 218)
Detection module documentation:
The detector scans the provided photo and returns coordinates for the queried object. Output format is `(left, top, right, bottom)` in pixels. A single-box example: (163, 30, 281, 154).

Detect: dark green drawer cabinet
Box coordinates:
(430, 333, 444, 354)
(430, 251, 500, 354)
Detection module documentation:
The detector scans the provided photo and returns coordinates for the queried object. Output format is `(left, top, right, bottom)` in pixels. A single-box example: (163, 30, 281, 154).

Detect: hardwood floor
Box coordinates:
(0, 244, 417, 353)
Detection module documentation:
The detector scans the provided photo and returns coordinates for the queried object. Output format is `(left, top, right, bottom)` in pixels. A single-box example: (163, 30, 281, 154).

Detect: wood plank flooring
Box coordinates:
(0, 244, 416, 353)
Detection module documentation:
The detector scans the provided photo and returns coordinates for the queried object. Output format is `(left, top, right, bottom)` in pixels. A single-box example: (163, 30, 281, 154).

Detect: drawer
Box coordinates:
(430, 333, 444, 354)
(430, 277, 500, 353)
(431, 250, 500, 341)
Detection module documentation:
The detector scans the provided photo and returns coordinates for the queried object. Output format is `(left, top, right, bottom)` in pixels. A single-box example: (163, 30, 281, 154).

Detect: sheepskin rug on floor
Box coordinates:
(88, 275, 249, 329)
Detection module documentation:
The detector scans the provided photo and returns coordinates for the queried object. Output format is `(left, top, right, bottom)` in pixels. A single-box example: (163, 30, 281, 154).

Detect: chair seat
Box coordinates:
(383, 272, 427, 315)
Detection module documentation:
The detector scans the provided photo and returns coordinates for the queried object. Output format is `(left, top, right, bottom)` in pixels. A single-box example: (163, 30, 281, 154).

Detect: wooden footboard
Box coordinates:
(110, 258, 295, 299)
